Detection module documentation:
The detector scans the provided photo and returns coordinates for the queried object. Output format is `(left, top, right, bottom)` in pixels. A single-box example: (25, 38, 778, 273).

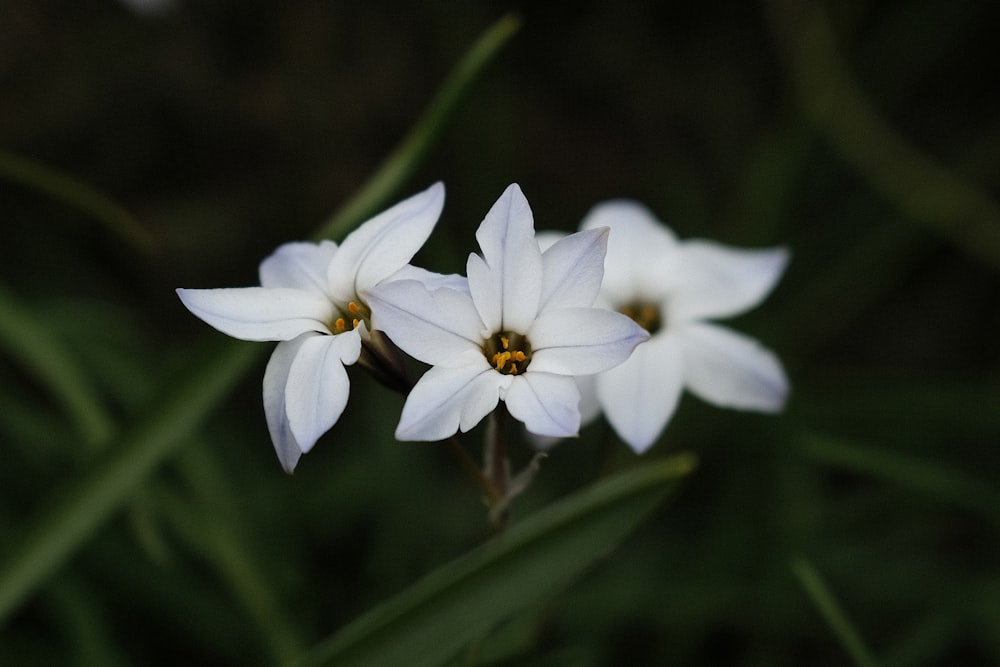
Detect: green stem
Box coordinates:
(484, 404, 512, 529)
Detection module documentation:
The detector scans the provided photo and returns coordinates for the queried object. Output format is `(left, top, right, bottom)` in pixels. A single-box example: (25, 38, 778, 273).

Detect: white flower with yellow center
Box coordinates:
(366, 184, 649, 441)
(176, 183, 444, 471)
(575, 200, 790, 453)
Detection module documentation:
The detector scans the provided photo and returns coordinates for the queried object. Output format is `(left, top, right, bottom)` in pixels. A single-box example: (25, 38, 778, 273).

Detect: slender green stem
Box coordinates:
(791, 556, 881, 667)
(486, 404, 510, 498)
(446, 435, 502, 505)
(484, 405, 512, 529)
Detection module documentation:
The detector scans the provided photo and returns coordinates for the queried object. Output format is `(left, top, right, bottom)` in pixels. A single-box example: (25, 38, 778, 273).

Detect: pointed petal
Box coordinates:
(366, 280, 483, 366)
(259, 240, 338, 292)
(596, 334, 685, 454)
(176, 287, 333, 341)
(395, 363, 505, 441)
(283, 332, 360, 456)
(505, 372, 581, 437)
(471, 184, 543, 333)
(579, 200, 680, 306)
(528, 307, 649, 375)
(677, 322, 789, 412)
(538, 227, 608, 310)
(262, 337, 310, 473)
(329, 182, 445, 301)
(669, 242, 789, 322)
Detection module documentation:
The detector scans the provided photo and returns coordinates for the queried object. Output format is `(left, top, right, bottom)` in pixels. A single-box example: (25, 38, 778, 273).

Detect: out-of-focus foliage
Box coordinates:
(1, 1, 999, 665)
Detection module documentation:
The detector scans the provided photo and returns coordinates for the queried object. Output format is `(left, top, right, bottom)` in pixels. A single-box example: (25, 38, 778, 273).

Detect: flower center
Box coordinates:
(620, 301, 662, 334)
(332, 300, 369, 333)
(485, 332, 532, 375)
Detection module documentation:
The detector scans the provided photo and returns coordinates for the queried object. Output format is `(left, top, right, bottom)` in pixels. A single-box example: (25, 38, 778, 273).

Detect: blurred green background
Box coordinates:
(2, 1, 999, 665)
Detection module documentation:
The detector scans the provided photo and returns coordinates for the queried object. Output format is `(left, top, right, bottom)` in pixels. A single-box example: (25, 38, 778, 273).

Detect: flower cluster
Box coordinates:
(177, 183, 788, 473)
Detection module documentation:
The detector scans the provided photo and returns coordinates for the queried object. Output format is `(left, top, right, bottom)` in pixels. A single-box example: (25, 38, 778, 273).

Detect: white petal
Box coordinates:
(328, 182, 444, 301)
(579, 200, 681, 306)
(538, 227, 608, 310)
(259, 240, 338, 292)
(387, 265, 469, 293)
(669, 242, 789, 322)
(176, 287, 333, 341)
(677, 322, 789, 412)
(505, 372, 581, 437)
(262, 337, 310, 473)
(366, 280, 483, 366)
(466, 253, 502, 335)
(472, 184, 543, 333)
(283, 332, 360, 455)
(596, 334, 685, 454)
(528, 307, 649, 375)
(395, 363, 506, 441)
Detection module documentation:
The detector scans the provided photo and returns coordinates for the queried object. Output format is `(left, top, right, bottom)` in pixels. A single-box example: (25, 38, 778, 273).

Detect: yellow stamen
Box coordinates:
(512, 350, 526, 363)
(493, 350, 511, 371)
(348, 301, 360, 315)
(334, 318, 346, 332)
(352, 318, 360, 329)
(500, 336, 509, 350)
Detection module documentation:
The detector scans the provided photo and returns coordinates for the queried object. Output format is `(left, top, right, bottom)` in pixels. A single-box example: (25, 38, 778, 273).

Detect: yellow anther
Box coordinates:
(510, 363, 519, 374)
(352, 318, 360, 329)
(348, 301, 360, 315)
(334, 318, 346, 332)
(512, 350, 526, 363)
(501, 336, 509, 350)
(493, 350, 511, 371)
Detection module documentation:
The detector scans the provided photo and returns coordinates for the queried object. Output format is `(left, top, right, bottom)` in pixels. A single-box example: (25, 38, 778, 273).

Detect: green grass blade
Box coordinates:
(313, 13, 521, 242)
(0, 150, 153, 253)
(290, 454, 697, 667)
(763, 0, 1000, 268)
(799, 432, 1000, 522)
(791, 556, 881, 667)
(0, 284, 114, 448)
(0, 338, 260, 625)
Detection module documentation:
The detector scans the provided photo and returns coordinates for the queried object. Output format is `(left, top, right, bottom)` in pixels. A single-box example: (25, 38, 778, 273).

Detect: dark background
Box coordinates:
(2, 1, 999, 664)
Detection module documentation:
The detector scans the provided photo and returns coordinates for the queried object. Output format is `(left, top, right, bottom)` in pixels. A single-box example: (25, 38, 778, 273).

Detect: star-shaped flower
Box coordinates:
(574, 200, 790, 453)
(176, 183, 445, 471)
(366, 184, 649, 441)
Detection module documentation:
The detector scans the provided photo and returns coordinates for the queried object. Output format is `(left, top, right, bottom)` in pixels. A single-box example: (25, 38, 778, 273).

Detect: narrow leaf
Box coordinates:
(291, 454, 697, 667)
(314, 13, 521, 242)
(799, 432, 1000, 522)
(791, 556, 881, 667)
(0, 339, 259, 625)
(0, 284, 114, 447)
(0, 150, 153, 253)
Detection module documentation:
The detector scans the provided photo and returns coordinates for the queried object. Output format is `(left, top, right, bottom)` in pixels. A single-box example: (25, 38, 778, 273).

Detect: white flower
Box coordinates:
(576, 200, 790, 454)
(176, 183, 445, 471)
(366, 184, 649, 442)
